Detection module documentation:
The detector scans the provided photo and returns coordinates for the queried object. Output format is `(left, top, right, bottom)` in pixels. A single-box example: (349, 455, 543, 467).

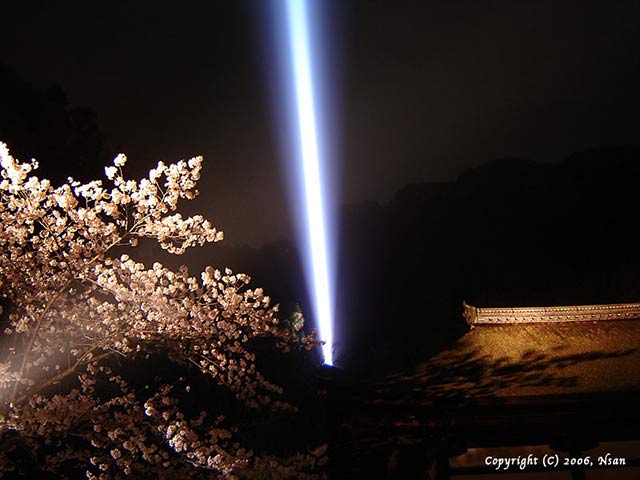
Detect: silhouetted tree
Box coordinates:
(0, 65, 108, 184)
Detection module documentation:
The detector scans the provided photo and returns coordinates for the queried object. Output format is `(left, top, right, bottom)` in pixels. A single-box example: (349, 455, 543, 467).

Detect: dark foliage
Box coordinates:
(0, 65, 110, 184)
(335, 146, 640, 375)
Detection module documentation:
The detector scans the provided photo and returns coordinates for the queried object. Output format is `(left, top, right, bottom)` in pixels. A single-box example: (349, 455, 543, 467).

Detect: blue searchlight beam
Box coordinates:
(284, 0, 334, 365)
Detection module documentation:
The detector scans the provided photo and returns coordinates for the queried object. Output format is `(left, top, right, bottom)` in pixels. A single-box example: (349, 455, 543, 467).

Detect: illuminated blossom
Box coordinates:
(0, 142, 323, 479)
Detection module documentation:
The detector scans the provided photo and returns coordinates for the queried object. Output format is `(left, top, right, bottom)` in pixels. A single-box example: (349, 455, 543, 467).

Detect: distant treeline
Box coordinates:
(336, 146, 640, 374)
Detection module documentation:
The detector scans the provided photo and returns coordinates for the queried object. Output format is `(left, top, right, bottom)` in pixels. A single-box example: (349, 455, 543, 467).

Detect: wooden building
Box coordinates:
(324, 302, 640, 479)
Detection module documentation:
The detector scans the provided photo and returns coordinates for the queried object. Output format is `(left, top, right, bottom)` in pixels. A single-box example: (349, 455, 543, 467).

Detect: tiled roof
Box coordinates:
(463, 301, 640, 326)
(371, 314, 640, 404)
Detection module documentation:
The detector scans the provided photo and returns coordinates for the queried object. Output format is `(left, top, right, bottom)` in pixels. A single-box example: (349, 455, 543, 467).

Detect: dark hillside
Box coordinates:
(335, 146, 640, 375)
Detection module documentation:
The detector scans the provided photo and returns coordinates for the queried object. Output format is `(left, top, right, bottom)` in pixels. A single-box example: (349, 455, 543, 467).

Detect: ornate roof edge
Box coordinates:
(462, 300, 640, 327)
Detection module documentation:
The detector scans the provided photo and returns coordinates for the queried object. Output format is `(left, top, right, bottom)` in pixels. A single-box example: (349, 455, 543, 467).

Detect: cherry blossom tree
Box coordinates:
(0, 142, 325, 479)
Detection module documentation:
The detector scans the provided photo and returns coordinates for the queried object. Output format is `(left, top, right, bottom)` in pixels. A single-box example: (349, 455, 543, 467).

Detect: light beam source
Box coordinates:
(283, 0, 334, 365)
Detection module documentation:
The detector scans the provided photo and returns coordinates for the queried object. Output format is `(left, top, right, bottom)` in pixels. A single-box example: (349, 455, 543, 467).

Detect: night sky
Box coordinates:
(1, 1, 639, 246)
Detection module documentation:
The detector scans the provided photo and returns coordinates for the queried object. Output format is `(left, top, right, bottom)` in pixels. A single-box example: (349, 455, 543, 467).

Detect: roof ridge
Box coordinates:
(463, 301, 640, 326)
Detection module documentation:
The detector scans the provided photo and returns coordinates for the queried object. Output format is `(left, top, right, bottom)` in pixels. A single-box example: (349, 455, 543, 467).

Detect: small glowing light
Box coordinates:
(284, 0, 334, 365)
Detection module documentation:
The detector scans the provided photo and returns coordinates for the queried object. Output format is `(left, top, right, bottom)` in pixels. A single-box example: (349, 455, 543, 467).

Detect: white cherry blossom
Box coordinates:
(0, 142, 323, 479)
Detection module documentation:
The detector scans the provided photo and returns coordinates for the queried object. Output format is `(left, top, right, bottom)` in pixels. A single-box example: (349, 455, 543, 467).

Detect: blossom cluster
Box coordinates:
(0, 143, 323, 479)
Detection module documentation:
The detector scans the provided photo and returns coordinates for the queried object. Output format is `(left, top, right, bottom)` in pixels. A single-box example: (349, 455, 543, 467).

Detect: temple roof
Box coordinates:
(463, 301, 640, 326)
(369, 304, 640, 406)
